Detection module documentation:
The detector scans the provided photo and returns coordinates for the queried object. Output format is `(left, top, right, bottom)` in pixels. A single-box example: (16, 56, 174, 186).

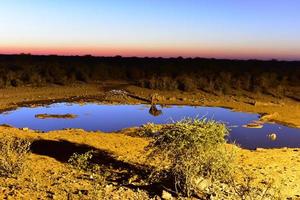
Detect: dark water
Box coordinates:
(0, 103, 299, 149)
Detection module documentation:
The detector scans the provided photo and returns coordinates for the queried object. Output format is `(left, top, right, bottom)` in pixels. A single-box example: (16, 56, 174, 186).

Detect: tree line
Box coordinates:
(0, 54, 299, 99)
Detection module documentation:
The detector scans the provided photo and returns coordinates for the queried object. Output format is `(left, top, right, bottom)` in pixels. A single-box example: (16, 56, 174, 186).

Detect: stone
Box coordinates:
(161, 190, 173, 200)
(242, 123, 263, 129)
(268, 133, 277, 141)
(193, 177, 211, 192)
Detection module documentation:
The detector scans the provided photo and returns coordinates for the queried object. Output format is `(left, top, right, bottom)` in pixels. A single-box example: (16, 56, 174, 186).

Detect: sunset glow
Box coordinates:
(1, 0, 300, 60)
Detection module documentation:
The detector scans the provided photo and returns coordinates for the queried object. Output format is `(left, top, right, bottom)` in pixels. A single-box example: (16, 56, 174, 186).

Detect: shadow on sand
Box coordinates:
(30, 139, 167, 196)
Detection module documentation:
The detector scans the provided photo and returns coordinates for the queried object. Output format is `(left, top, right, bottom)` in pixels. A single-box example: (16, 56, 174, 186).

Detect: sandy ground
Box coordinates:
(0, 126, 299, 199)
(0, 83, 300, 199)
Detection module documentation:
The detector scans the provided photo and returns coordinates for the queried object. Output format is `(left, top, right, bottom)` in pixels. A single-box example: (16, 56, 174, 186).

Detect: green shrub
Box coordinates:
(68, 150, 101, 173)
(68, 150, 95, 171)
(145, 119, 283, 199)
(146, 118, 234, 197)
(0, 135, 31, 177)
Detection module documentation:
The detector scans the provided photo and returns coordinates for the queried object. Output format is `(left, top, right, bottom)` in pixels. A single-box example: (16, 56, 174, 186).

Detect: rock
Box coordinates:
(149, 105, 162, 116)
(161, 190, 173, 200)
(256, 148, 266, 151)
(193, 177, 211, 192)
(268, 133, 277, 141)
(242, 123, 263, 129)
(260, 112, 279, 122)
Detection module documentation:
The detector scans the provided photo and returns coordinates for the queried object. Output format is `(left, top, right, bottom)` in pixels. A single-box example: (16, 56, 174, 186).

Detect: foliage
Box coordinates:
(68, 150, 99, 172)
(0, 135, 31, 177)
(146, 118, 233, 197)
(145, 119, 283, 199)
(137, 123, 162, 137)
(0, 55, 298, 100)
(228, 171, 283, 200)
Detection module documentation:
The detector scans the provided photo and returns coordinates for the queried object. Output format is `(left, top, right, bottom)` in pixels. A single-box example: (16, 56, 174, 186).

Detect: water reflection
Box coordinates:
(149, 105, 162, 117)
(0, 103, 300, 149)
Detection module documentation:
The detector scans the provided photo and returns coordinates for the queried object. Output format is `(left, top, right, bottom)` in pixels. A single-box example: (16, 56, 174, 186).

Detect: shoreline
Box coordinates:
(0, 83, 299, 128)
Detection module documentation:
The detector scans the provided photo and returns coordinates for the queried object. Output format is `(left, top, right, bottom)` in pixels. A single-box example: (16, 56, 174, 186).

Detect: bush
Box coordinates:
(137, 123, 163, 137)
(228, 171, 283, 200)
(68, 150, 100, 172)
(0, 135, 31, 177)
(178, 77, 197, 92)
(146, 118, 234, 197)
(68, 150, 94, 171)
(145, 119, 283, 199)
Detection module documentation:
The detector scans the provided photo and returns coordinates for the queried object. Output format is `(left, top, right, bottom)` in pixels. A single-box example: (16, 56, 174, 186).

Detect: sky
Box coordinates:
(0, 0, 299, 60)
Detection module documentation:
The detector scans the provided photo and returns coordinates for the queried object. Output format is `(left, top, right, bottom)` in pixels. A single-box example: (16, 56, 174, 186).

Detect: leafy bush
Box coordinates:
(145, 119, 283, 199)
(68, 150, 102, 174)
(146, 118, 234, 197)
(68, 150, 96, 171)
(0, 135, 31, 177)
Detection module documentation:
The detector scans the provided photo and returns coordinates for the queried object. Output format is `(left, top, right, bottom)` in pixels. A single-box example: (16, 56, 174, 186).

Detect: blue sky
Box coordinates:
(0, 0, 299, 59)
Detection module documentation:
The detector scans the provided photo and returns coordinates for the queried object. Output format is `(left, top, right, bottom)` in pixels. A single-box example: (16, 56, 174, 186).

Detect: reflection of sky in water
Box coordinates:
(0, 103, 299, 150)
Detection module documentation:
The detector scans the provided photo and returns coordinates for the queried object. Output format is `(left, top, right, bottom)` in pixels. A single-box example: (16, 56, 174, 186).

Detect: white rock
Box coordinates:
(162, 190, 173, 200)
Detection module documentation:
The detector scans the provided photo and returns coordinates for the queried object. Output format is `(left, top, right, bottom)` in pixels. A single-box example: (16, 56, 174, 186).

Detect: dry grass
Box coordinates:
(0, 134, 31, 177)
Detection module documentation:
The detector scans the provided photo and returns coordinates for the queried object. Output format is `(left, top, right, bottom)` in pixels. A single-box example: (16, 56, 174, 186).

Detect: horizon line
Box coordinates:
(0, 53, 299, 62)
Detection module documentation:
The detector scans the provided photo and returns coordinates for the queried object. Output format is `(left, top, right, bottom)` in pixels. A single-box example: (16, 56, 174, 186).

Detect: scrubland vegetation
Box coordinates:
(0, 135, 31, 177)
(0, 120, 284, 199)
(0, 54, 299, 99)
(140, 119, 282, 199)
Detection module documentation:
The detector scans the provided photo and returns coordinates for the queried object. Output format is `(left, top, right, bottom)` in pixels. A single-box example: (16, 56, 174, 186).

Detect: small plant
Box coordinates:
(146, 118, 234, 197)
(68, 150, 95, 171)
(228, 170, 283, 200)
(137, 123, 162, 137)
(0, 135, 31, 177)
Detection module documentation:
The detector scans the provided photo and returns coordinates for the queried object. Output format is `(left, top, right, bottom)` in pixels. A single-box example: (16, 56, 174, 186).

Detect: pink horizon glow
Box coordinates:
(1, 45, 299, 60)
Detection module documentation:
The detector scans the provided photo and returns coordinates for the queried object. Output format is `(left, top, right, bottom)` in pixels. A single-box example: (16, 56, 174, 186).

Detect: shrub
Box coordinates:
(0, 135, 31, 177)
(137, 123, 163, 137)
(228, 171, 283, 200)
(178, 77, 197, 91)
(146, 118, 234, 197)
(68, 150, 96, 171)
(68, 150, 102, 173)
(145, 119, 283, 199)
(0, 78, 5, 88)
(10, 79, 22, 87)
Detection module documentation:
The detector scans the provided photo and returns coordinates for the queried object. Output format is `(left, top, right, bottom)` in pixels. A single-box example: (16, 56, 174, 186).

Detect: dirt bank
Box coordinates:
(0, 82, 299, 128)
